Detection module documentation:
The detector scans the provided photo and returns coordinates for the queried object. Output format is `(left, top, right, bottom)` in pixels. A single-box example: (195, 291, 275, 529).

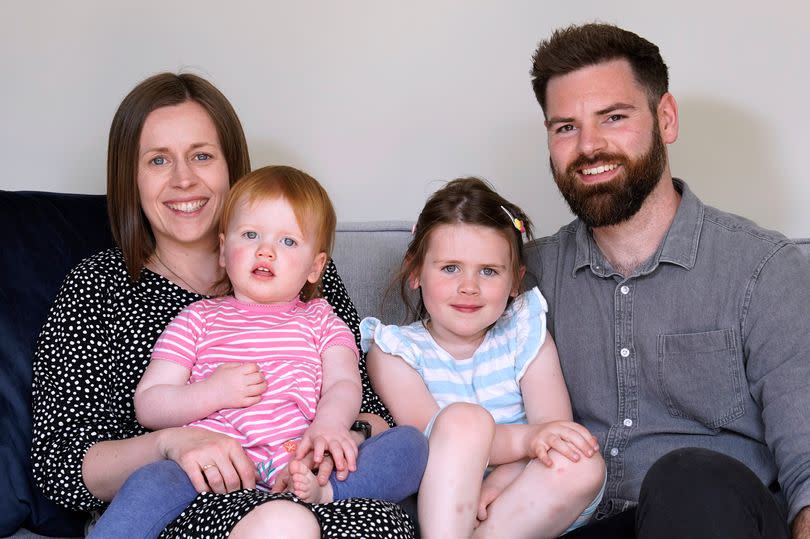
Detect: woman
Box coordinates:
(30, 72, 413, 538)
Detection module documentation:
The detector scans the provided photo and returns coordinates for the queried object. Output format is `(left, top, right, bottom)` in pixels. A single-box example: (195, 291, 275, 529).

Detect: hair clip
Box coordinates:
(500, 205, 525, 234)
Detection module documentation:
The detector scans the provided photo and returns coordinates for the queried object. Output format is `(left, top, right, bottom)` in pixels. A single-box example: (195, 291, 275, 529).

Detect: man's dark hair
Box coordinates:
(531, 23, 669, 115)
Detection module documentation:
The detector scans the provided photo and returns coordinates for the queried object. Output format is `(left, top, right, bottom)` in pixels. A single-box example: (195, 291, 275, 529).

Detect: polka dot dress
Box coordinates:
(31, 248, 413, 538)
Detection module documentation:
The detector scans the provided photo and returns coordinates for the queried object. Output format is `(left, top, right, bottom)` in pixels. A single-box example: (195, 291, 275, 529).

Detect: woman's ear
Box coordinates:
(218, 233, 227, 268)
(409, 273, 420, 290)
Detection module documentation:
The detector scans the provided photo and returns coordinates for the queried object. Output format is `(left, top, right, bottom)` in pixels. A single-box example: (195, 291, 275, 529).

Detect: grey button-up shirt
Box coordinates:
(525, 179, 810, 522)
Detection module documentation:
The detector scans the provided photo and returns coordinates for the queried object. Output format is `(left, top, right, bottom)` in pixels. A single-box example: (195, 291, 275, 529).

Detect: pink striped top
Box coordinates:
(151, 295, 358, 486)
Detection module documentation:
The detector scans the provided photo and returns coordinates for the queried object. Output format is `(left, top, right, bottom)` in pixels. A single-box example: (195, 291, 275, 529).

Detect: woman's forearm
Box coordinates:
(81, 430, 168, 501)
(358, 411, 390, 437)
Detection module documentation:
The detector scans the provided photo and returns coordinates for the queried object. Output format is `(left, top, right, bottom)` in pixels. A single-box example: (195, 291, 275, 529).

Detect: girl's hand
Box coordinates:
(475, 461, 525, 526)
(206, 362, 266, 409)
(296, 420, 358, 477)
(526, 420, 600, 466)
(157, 426, 257, 494)
(475, 480, 501, 527)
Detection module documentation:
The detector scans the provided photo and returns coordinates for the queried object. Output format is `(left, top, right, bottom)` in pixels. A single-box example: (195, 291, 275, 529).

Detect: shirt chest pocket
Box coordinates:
(657, 328, 745, 430)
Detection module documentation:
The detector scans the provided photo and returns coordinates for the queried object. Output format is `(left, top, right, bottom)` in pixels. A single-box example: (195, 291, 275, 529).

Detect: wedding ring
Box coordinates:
(202, 463, 217, 471)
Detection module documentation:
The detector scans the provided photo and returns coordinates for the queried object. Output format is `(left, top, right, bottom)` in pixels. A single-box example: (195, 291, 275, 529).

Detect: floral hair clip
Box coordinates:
(500, 205, 525, 234)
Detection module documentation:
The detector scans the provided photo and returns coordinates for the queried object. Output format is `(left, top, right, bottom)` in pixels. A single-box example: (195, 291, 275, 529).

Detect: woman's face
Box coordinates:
(137, 100, 230, 253)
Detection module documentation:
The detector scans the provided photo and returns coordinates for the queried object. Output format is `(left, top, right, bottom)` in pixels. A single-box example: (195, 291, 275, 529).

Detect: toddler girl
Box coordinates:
(90, 166, 426, 538)
(362, 177, 605, 538)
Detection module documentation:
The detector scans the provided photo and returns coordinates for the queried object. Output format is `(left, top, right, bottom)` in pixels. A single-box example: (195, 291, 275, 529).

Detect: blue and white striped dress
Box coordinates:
(360, 287, 548, 428)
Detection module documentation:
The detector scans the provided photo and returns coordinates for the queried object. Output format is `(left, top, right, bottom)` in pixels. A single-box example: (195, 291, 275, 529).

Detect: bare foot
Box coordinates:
(289, 459, 334, 503)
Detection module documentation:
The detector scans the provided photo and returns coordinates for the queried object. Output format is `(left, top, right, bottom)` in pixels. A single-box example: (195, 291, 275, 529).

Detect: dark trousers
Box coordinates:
(563, 448, 789, 539)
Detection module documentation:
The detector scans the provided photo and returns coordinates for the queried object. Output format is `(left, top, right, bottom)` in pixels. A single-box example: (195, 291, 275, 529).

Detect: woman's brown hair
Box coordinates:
(107, 72, 251, 280)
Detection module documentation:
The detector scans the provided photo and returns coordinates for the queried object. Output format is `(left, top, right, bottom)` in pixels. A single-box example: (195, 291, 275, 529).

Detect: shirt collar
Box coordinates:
(572, 178, 704, 276)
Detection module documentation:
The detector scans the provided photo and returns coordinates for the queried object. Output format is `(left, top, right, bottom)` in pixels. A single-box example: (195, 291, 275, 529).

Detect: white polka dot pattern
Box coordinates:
(31, 248, 412, 538)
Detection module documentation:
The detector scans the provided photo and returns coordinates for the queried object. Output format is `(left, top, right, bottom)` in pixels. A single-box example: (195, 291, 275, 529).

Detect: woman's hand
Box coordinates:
(157, 426, 257, 494)
(525, 420, 599, 466)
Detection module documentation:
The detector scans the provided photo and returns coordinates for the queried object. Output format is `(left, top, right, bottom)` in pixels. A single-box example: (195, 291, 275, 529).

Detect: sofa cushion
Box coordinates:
(332, 221, 413, 324)
(0, 191, 113, 536)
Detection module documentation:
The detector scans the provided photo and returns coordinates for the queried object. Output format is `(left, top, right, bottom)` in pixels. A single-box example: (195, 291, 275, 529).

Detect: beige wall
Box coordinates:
(2, 1, 808, 237)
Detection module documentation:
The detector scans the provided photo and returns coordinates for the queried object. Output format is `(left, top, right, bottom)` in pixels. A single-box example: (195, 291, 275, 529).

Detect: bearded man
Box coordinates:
(523, 23, 810, 539)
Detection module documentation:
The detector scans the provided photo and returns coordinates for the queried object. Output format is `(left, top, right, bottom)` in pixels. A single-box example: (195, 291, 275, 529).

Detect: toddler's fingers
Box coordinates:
(295, 436, 313, 460)
(316, 455, 334, 486)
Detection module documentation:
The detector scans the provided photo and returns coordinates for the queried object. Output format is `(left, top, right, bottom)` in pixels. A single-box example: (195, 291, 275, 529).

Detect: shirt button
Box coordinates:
(620, 285, 630, 295)
(610, 448, 619, 457)
(594, 265, 601, 271)
(620, 348, 630, 357)
(623, 418, 633, 427)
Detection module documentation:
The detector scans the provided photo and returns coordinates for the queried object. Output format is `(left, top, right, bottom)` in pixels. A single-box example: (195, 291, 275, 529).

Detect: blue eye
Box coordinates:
(242, 231, 257, 239)
(480, 267, 497, 277)
(441, 265, 459, 274)
(281, 237, 297, 247)
(193, 153, 211, 161)
(150, 156, 166, 165)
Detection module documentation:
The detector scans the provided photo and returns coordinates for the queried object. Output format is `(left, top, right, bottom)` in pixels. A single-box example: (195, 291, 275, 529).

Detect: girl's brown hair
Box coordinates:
(216, 165, 336, 301)
(397, 177, 534, 322)
(107, 72, 250, 280)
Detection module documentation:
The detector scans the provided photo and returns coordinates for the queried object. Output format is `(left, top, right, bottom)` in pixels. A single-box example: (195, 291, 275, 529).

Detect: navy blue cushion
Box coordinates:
(0, 190, 114, 536)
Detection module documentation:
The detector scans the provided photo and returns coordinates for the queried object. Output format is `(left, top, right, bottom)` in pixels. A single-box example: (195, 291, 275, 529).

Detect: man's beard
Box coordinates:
(550, 127, 667, 228)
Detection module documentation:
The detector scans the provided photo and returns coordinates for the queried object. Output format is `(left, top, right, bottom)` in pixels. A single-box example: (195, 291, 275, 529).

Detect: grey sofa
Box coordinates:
(2, 190, 809, 538)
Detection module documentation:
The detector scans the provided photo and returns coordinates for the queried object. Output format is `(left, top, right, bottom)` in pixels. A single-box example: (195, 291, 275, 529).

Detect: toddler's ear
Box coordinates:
(307, 252, 328, 284)
(218, 233, 226, 268)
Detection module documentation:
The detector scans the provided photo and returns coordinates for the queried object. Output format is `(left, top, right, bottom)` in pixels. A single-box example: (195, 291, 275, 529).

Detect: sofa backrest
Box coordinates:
(332, 221, 413, 325)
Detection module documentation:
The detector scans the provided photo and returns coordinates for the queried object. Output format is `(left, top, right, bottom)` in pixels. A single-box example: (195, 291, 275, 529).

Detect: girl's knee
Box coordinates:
(434, 402, 494, 433)
(535, 449, 606, 499)
(429, 403, 494, 451)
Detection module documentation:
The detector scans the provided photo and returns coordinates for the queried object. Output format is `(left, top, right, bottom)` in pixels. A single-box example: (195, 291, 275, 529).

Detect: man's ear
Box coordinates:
(218, 233, 227, 268)
(657, 92, 679, 145)
(307, 252, 328, 284)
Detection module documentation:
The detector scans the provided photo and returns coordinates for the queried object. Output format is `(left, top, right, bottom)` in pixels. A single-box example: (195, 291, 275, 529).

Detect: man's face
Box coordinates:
(544, 59, 667, 228)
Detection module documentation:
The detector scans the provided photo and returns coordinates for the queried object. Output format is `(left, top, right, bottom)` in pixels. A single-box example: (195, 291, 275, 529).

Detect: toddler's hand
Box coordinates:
(207, 363, 267, 409)
(296, 420, 358, 477)
(527, 420, 600, 466)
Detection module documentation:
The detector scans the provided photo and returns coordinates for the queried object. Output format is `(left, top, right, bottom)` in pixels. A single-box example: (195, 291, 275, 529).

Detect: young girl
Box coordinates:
(90, 166, 426, 538)
(362, 178, 606, 538)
